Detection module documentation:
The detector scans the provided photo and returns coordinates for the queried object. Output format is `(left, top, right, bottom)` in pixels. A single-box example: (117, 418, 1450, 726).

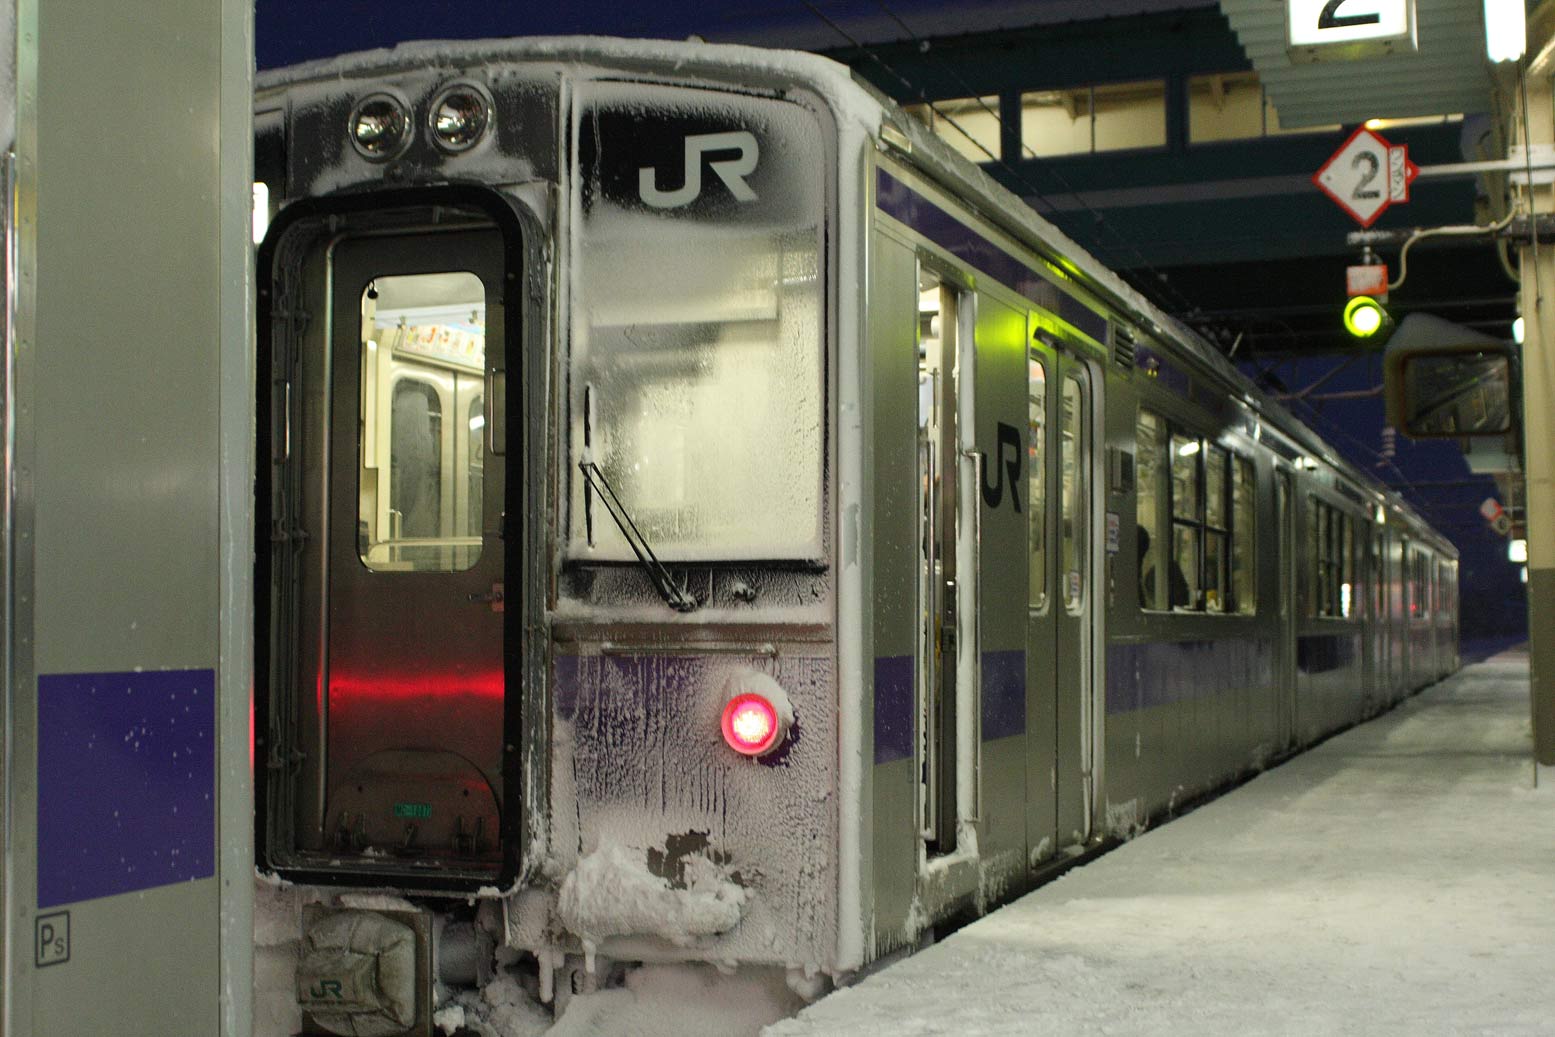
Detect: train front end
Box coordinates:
(253, 42, 845, 1032)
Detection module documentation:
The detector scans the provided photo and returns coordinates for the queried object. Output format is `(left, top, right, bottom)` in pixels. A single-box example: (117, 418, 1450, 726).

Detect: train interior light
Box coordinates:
(1483, 0, 1527, 63)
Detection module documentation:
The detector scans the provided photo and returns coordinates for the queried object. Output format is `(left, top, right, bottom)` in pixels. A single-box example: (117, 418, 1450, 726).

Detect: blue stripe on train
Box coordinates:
(1105, 639, 1276, 714)
(980, 649, 1026, 741)
(874, 650, 1026, 765)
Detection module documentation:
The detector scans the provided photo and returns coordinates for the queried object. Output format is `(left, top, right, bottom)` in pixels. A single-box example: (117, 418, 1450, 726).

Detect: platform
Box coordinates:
(769, 646, 1552, 1037)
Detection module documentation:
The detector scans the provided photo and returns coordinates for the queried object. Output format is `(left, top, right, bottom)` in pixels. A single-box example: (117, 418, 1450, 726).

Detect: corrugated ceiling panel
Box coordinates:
(1219, 0, 1495, 125)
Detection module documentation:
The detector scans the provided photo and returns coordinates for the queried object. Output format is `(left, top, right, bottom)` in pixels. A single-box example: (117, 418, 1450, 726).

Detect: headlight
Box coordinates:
(349, 93, 411, 161)
(427, 82, 492, 154)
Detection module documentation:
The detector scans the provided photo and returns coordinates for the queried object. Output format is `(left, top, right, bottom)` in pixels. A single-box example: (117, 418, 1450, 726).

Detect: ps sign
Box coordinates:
(1313, 126, 1418, 227)
(1288, 0, 1417, 59)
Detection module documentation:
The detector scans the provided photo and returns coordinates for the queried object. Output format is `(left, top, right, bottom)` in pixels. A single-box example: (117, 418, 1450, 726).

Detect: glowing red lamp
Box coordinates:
(721, 692, 782, 757)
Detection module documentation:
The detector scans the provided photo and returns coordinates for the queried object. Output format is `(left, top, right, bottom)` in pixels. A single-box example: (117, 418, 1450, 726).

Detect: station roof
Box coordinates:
(1218, 0, 1497, 127)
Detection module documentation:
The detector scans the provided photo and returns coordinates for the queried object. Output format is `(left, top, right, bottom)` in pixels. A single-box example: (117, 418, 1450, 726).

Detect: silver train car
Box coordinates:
(252, 37, 1459, 1032)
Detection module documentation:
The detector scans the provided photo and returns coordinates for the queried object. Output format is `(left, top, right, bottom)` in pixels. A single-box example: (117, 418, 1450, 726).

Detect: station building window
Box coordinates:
(1187, 71, 1341, 143)
(904, 96, 1002, 163)
(1021, 80, 1166, 158)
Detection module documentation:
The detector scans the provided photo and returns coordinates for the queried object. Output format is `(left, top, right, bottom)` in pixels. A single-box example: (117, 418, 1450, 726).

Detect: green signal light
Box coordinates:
(1344, 295, 1387, 338)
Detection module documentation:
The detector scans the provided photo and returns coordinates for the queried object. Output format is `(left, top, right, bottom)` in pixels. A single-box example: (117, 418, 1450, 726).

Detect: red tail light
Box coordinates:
(721, 693, 782, 757)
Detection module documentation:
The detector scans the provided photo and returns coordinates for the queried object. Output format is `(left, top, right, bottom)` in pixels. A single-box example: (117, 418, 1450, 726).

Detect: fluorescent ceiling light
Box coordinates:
(1484, 0, 1526, 63)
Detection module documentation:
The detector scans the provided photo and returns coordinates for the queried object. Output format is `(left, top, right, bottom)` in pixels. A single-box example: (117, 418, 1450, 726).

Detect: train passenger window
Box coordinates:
(358, 271, 486, 573)
(1341, 515, 1355, 618)
(1135, 409, 1167, 611)
(1170, 435, 1200, 609)
(1306, 498, 1319, 617)
(1061, 374, 1087, 614)
(1232, 455, 1256, 614)
(1308, 497, 1360, 619)
(1203, 446, 1228, 612)
(1028, 356, 1048, 609)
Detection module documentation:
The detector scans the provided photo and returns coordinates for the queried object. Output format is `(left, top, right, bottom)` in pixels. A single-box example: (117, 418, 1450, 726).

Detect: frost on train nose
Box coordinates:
(557, 837, 748, 951)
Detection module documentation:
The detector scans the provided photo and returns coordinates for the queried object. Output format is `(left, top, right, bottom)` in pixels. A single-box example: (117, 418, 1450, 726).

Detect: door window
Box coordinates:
(1061, 373, 1087, 614)
(1028, 355, 1048, 610)
(358, 270, 486, 572)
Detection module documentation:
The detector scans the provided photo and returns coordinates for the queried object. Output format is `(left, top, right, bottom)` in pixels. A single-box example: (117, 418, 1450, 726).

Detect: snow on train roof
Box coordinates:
(256, 35, 1448, 550)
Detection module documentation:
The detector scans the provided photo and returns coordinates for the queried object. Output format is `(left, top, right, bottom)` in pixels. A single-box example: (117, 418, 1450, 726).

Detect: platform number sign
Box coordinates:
(1287, 0, 1416, 58)
(1313, 126, 1418, 227)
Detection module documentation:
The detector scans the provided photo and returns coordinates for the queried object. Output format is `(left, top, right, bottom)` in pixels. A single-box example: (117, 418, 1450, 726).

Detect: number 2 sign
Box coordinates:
(1287, 0, 1416, 58)
(1313, 126, 1419, 227)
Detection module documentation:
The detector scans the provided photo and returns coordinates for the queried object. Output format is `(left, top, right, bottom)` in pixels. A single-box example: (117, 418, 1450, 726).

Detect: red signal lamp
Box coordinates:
(721, 692, 784, 757)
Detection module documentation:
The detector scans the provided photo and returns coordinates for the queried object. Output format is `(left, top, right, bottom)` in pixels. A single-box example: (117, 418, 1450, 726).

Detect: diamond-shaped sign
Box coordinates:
(1313, 126, 1419, 227)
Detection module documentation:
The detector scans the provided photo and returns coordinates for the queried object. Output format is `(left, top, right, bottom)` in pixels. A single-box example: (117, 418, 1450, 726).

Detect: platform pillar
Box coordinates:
(1515, 54, 1555, 766)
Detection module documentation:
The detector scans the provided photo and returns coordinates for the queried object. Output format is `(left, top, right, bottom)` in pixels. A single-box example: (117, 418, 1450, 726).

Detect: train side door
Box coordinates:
(1023, 336, 1059, 853)
(1023, 328, 1098, 856)
(1276, 469, 1297, 748)
(1374, 527, 1391, 700)
(1053, 354, 1097, 846)
(301, 228, 508, 879)
(916, 268, 963, 856)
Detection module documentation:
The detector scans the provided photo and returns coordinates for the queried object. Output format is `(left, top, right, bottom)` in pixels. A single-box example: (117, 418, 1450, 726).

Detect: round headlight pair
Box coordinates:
(348, 83, 491, 161)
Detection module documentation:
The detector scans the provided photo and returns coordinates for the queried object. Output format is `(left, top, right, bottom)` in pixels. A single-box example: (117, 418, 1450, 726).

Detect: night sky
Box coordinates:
(255, 0, 1528, 642)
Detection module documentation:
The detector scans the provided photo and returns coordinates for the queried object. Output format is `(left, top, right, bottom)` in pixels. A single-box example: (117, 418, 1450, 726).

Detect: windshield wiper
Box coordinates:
(578, 461, 698, 612)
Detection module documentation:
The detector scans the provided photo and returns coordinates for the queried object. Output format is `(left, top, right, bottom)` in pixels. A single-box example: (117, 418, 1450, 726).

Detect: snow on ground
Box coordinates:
(769, 647, 1554, 1037)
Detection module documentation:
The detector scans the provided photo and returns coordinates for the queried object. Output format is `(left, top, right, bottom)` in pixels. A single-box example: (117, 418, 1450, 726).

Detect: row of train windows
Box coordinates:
(1308, 498, 1448, 622)
(1135, 409, 1255, 614)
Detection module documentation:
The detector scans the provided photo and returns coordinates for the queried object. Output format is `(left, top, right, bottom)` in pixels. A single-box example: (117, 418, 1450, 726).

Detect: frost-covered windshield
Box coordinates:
(568, 82, 824, 562)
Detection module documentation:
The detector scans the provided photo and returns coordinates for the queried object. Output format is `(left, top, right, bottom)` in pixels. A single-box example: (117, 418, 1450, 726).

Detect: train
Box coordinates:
(250, 36, 1459, 1035)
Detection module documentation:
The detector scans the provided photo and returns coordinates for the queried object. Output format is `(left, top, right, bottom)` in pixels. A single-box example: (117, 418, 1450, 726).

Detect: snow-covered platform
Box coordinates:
(769, 646, 1554, 1037)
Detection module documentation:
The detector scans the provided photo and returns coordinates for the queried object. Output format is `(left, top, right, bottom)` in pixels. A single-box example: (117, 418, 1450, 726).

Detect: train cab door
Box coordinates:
(1024, 326, 1097, 853)
(261, 216, 515, 887)
(1276, 468, 1298, 749)
(321, 230, 507, 876)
